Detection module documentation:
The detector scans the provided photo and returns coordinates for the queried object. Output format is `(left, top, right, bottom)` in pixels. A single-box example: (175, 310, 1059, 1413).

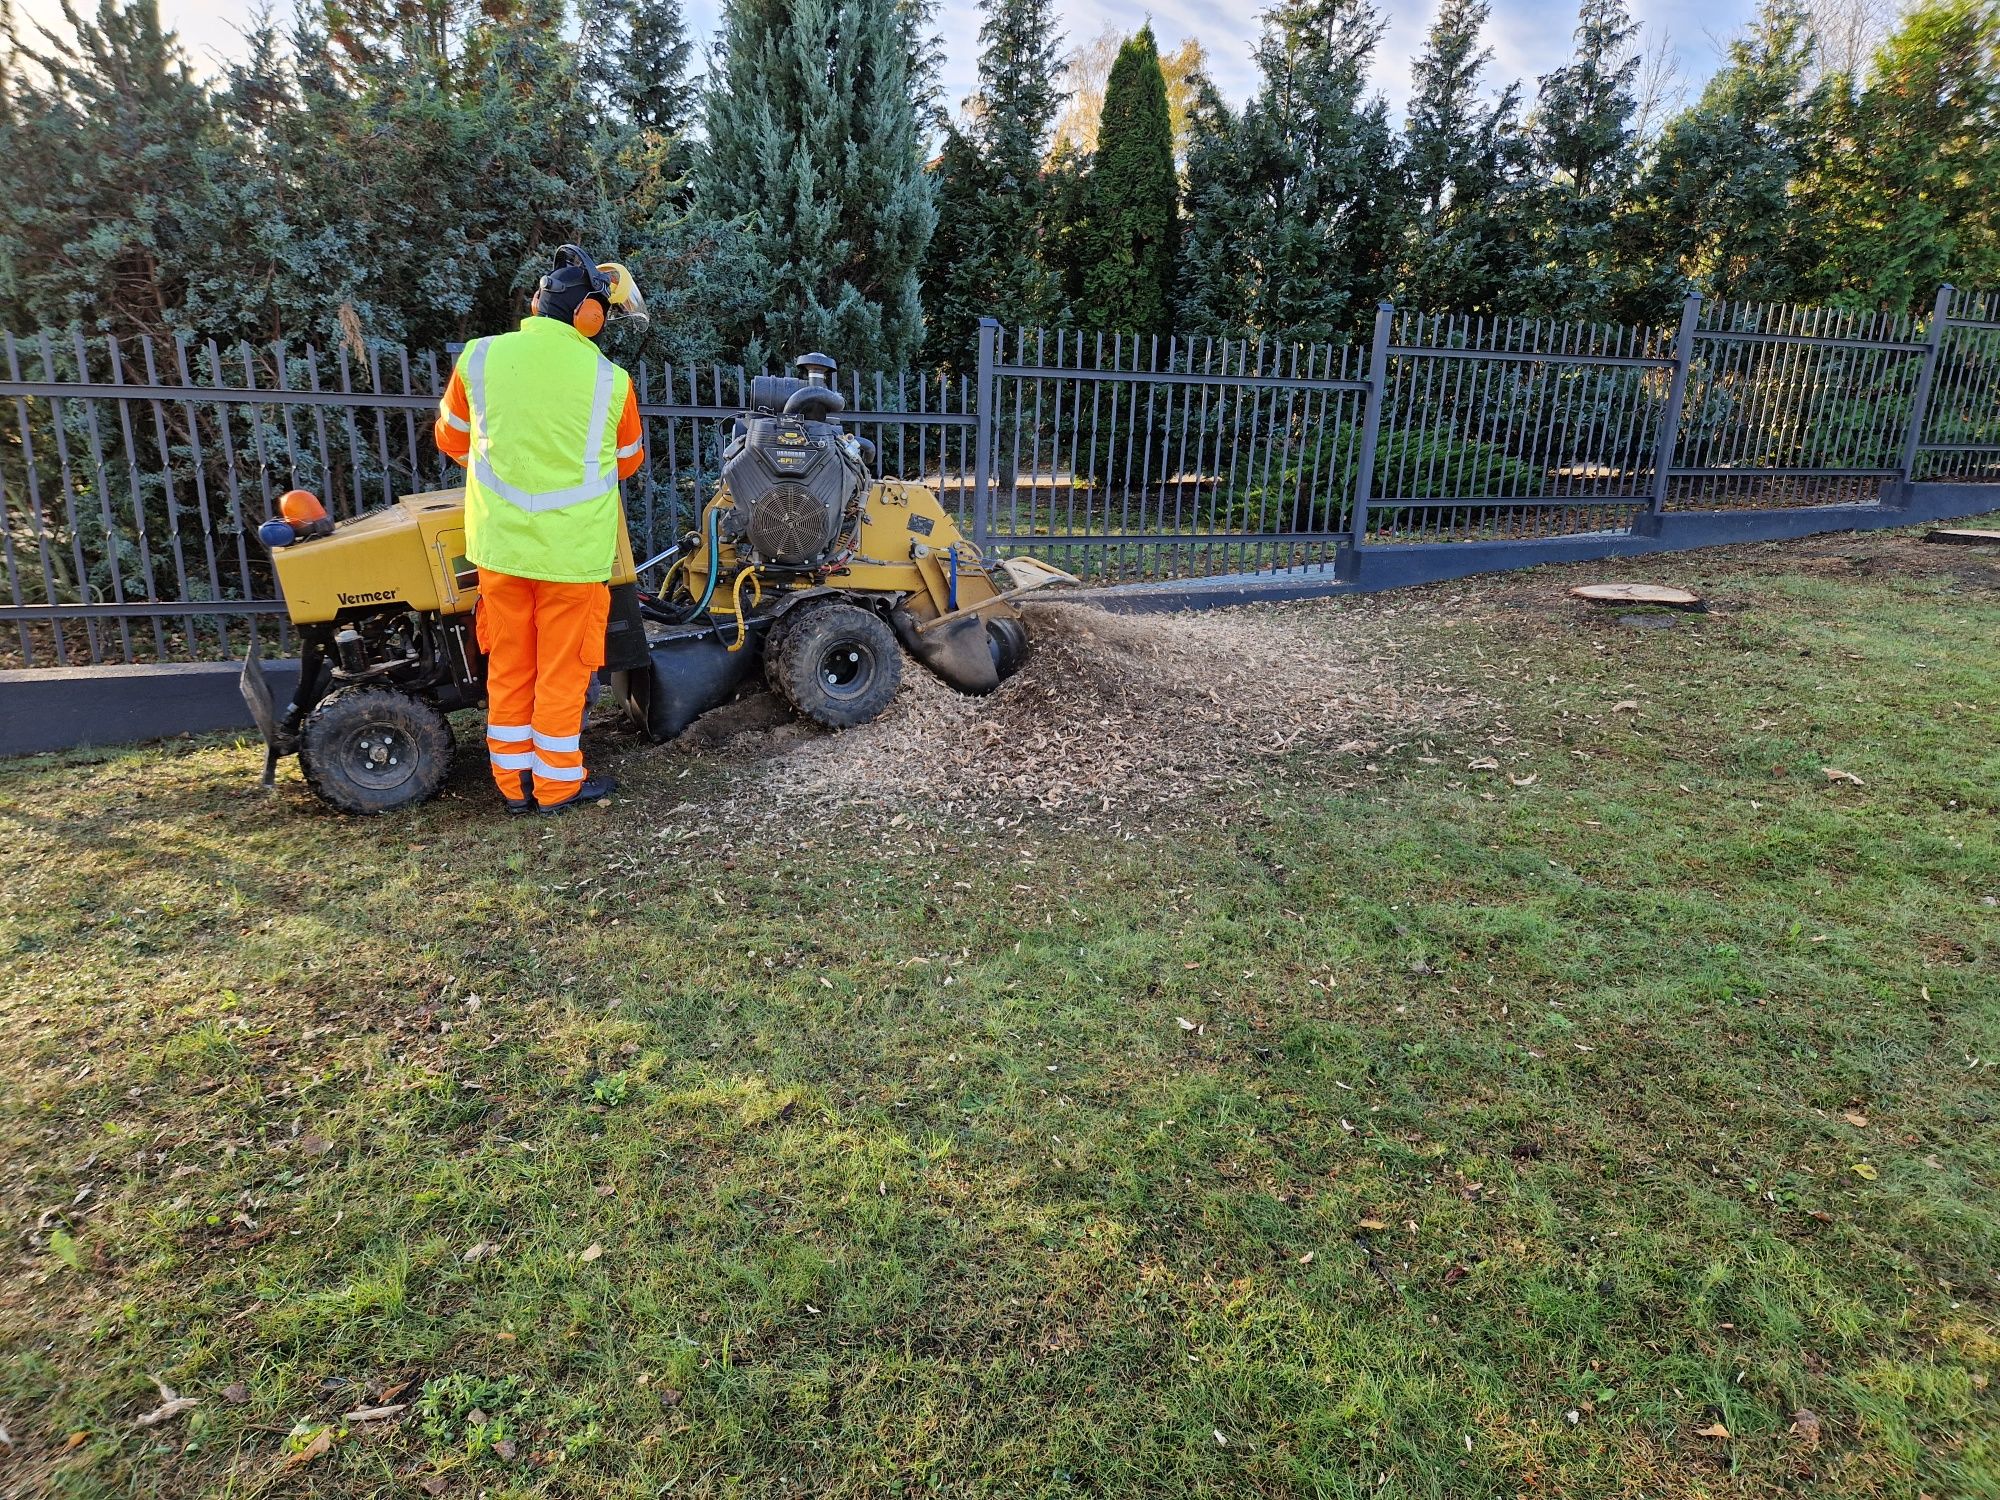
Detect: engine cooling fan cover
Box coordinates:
(747, 481, 838, 565)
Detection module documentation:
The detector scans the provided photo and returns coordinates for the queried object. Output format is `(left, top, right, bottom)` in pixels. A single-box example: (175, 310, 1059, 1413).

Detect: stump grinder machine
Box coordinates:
(241, 353, 1071, 814)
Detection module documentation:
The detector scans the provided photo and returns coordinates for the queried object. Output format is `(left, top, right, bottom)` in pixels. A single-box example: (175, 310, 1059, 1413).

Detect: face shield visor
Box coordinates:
(596, 261, 651, 332)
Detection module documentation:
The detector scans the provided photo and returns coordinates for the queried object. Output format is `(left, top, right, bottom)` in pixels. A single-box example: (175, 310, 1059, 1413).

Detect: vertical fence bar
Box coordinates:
(1897, 284, 1955, 494)
(1647, 294, 1701, 522)
(972, 316, 999, 549)
(1347, 300, 1394, 559)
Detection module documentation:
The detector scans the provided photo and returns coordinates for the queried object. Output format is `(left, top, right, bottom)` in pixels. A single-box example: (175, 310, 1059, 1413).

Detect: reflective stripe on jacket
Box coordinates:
(434, 317, 643, 584)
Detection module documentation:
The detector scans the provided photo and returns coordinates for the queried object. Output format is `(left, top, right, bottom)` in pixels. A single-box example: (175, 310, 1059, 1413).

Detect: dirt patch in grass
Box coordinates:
(658, 599, 1478, 822)
(1780, 525, 2000, 590)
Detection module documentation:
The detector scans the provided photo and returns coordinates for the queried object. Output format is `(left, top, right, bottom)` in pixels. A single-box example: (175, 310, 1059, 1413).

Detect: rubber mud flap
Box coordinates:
(892, 607, 1001, 695)
(602, 581, 650, 672)
(625, 626, 756, 741)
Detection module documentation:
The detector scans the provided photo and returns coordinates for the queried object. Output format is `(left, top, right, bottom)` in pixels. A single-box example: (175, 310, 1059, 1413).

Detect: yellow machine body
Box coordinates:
(268, 488, 638, 624)
(684, 479, 1013, 638)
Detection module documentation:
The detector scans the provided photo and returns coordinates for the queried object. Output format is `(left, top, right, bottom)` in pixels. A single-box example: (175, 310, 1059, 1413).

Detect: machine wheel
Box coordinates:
(768, 603, 902, 729)
(988, 615, 1029, 681)
(298, 685, 454, 815)
(759, 604, 815, 697)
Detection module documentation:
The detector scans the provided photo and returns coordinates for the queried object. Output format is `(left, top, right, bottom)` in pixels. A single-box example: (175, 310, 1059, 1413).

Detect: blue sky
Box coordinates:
(20, 0, 1755, 123)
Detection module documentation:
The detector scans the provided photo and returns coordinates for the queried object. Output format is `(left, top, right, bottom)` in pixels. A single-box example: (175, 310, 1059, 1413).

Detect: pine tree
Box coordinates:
(1078, 24, 1179, 335)
(1241, 0, 1402, 338)
(1525, 0, 1642, 316)
(1626, 0, 1822, 308)
(923, 0, 1065, 362)
(695, 0, 940, 370)
(1799, 0, 2000, 309)
(1400, 0, 1531, 313)
(580, 0, 695, 135)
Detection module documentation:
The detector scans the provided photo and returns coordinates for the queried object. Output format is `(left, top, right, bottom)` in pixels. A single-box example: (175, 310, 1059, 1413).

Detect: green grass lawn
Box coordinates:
(2, 524, 1996, 1499)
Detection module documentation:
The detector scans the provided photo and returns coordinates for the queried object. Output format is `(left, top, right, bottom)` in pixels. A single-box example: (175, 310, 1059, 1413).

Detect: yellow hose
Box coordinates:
(727, 567, 764, 652)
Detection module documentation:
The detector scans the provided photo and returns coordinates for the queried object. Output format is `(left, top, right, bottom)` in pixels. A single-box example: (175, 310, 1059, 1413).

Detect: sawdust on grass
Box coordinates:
(657, 599, 1474, 823)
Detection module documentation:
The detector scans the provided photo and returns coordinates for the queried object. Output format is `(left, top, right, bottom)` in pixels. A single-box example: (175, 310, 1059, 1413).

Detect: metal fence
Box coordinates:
(3, 286, 1997, 667)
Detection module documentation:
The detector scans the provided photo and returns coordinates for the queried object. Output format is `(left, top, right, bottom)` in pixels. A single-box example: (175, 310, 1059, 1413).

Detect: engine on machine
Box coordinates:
(718, 352, 874, 569)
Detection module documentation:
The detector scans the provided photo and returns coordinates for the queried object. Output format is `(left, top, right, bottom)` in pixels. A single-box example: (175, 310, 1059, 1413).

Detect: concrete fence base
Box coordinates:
(2, 484, 1994, 759)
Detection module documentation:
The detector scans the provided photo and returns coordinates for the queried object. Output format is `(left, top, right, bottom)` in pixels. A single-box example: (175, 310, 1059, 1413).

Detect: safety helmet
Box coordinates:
(533, 244, 650, 337)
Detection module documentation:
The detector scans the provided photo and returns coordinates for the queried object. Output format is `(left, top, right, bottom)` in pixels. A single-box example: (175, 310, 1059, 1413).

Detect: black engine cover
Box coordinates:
(722, 415, 856, 566)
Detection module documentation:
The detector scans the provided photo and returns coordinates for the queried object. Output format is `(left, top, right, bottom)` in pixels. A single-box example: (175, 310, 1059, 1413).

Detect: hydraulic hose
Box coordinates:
(726, 567, 764, 653)
(689, 504, 722, 617)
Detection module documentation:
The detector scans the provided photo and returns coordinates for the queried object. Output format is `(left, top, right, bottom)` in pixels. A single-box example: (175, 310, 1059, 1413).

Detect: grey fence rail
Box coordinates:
(3, 287, 1998, 668)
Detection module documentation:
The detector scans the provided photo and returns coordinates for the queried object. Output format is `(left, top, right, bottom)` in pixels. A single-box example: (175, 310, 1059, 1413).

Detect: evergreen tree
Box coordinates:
(1525, 0, 1642, 316)
(1040, 137, 1094, 320)
(972, 0, 1065, 184)
(1798, 0, 2000, 309)
(0, 0, 233, 341)
(1052, 26, 1208, 157)
(1078, 25, 1179, 335)
(923, 126, 1000, 358)
(1400, 0, 1531, 313)
(580, 0, 695, 135)
(696, 0, 940, 369)
(1626, 0, 1822, 308)
(1175, 74, 1252, 331)
(1235, 0, 1403, 338)
(924, 0, 1065, 362)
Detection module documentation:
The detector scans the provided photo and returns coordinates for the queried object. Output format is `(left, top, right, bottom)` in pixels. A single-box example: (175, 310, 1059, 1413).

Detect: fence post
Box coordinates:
(972, 316, 1000, 549)
(1896, 284, 1954, 501)
(1345, 300, 1394, 573)
(1645, 292, 1701, 528)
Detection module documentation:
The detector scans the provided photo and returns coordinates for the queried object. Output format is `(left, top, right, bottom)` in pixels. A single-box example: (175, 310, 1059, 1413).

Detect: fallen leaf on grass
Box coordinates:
(1357, 1217, 1390, 1231)
(1467, 757, 1501, 771)
(1176, 1017, 1198, 1031)
(493, 1439, 517, 1460)
(463, 1241, 501, 1263)
(1842, 1111, 1869, 1128)
(283, 1429, 334, 1469)
(1297, 1251, 1314, 1266)
(1790, 1408, 1822, 1449)
(221, 1383, 250, 1405)
(1821, 767, 1864, 785)
(1612, 700, 1640, 713)
(344, 1404, 407, 1423)
(577, 1241, 603, 1262)
(1694, 1422, 1732, 1439)
(1850, 1162, 1878, 1180)
(1213, 1429, 1227, 1447)
(420, 1478, 449, 1496)
(1507, 773, 1539, 787)
(298, 1135, 334, 1158)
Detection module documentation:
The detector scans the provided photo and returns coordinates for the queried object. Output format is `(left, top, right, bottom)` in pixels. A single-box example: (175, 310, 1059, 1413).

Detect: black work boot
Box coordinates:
(536, 772, 618, 815)
(502, 770, 534, 816)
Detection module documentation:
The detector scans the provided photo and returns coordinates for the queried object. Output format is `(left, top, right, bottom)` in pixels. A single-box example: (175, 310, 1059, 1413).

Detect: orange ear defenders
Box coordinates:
(535, 244, 614, 337)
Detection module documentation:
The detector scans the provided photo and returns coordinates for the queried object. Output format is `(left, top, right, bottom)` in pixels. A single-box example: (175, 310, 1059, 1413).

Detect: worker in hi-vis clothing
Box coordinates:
(434, 245, 648, 814)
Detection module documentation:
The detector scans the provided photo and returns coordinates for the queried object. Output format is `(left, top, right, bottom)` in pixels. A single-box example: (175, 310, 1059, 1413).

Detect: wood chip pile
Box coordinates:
(660, 600, 1467, 824)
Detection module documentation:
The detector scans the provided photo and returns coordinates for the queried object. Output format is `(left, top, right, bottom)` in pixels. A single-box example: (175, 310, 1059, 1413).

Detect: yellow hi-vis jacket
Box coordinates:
(434, 316, 643, 583)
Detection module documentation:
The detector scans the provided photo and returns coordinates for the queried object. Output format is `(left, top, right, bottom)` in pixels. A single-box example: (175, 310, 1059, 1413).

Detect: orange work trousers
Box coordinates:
(475, 569, 610, 808)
